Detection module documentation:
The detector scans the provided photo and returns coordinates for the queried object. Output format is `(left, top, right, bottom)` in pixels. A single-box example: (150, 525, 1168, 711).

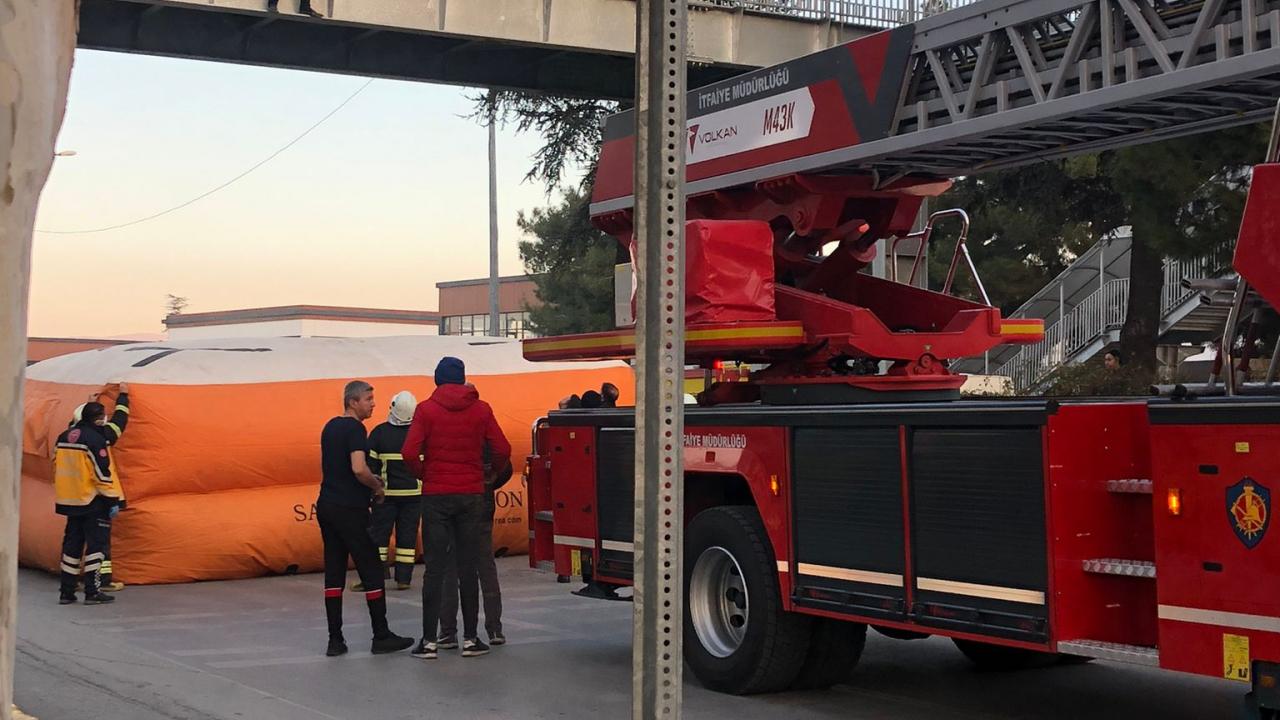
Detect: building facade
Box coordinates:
(436, 275, 540, 338)
(164, 305, 440, 341)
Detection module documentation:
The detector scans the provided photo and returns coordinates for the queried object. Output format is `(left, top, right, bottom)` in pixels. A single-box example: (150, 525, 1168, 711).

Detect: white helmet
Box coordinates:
(71, 403, 86, 425)
(389, 391, 417, 426)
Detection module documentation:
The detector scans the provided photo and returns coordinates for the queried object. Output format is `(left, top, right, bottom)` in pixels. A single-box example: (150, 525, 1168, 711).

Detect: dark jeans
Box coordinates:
(317, 498, 390, 640)
(420, 494, 484, 641)
(369, 498, 421, 585)
(441, 509, 501, 638)
(59, 510, 111, 596)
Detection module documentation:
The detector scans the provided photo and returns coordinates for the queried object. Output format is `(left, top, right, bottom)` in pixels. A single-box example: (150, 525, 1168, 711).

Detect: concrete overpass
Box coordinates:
(77, 0, 913, 100)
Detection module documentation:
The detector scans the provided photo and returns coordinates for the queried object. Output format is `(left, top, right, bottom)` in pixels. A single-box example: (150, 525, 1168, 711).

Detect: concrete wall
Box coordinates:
(1, 3, 76, 717)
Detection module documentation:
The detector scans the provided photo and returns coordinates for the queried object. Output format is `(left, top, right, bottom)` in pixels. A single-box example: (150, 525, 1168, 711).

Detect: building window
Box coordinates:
(441, 311, 536, 339)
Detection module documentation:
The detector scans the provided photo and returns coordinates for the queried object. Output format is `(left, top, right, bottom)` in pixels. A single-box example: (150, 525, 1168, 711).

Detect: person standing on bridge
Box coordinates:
(317, 380, 414, 658)
(266, 0, 322, 18)
(403, 357, 511, 660)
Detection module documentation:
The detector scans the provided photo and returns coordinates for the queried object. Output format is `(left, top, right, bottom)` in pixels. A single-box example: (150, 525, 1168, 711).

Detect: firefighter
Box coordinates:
(317, 380, 414, 657)
(70, 400, 129, 593)
(361, 390, 421, 591)
(55, 383, 131, 605)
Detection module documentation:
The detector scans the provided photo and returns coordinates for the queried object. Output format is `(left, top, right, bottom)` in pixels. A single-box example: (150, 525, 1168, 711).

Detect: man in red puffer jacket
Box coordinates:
(402, 356, 511, 660)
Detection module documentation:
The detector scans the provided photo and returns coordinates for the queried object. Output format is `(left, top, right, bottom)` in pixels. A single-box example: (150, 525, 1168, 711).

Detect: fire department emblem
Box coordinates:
(1226, 477, 1270, 549)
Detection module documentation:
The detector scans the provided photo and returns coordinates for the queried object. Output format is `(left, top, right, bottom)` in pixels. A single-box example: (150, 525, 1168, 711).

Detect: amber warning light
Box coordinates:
(1167, 488, 1183, 516)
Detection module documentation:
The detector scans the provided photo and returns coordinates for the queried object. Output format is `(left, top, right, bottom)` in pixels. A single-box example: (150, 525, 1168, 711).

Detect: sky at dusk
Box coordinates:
(31, 50, 582, 338)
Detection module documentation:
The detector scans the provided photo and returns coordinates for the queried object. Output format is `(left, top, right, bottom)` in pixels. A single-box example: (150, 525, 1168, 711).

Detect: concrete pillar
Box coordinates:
(1, 4, 76, 717)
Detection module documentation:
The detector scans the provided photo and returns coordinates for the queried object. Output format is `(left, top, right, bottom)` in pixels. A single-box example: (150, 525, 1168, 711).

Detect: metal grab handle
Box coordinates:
(889, 208, 991, 306)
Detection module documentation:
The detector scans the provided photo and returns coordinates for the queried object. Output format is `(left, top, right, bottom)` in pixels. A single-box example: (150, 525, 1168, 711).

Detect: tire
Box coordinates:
(1056, 653, 1094, 665)
(684, 506, 812, 694)
(873, 625, 931, 641)
(952, 638, 1061, 671)
(791, 618, 867, 690)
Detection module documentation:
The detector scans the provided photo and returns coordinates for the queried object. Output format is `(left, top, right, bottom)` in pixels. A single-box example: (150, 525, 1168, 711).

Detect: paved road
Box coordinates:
(15, 560, 1241, 719)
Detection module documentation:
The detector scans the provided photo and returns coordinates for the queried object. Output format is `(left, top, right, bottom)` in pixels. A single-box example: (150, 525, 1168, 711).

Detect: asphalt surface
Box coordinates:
(15, 559, 1242, 719)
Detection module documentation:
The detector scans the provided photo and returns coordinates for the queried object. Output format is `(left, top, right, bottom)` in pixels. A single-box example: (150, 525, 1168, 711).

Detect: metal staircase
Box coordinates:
(992, 253, 1229, 391)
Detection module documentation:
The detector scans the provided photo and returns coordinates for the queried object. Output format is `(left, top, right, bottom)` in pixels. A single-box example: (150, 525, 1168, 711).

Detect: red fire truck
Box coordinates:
(521, 16, 1280, 717)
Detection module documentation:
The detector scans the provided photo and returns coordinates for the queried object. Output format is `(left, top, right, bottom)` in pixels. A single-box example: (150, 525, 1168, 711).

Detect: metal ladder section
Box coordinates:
(740, 0, 1280, 185)
(1058, 476, 1161, 666)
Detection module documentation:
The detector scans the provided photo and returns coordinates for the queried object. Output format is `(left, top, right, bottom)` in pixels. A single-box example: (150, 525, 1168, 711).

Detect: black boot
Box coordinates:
(298, 0, 323, 17)
(84, 592, 115, 605)
(325, 636, 348, 657)
(266, 0, 279, 12)
(371, 632, 414, 655)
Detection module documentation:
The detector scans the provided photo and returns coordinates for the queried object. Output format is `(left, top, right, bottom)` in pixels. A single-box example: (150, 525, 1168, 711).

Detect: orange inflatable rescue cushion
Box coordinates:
(21, 336, 631, 584)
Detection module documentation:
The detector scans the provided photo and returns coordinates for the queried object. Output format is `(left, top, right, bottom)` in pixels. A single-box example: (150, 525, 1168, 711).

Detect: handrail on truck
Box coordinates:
(888, 208, 992, 306)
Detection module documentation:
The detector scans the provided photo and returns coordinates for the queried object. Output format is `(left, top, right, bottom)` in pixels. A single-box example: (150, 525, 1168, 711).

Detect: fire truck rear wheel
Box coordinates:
(790, 618, 867, 690)
(685, 506, 812, 694)
(952, 638, 1061, 671)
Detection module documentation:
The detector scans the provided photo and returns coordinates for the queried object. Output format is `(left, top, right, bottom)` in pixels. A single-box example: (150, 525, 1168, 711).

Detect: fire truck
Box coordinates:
(522, 4, 1280, 715)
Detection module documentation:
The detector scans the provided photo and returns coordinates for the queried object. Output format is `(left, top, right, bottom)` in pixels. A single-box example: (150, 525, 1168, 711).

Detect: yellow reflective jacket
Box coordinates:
(54, 395, 130, 516)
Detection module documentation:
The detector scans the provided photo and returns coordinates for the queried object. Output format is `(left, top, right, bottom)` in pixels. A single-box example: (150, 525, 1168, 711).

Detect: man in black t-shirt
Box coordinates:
(317, 380, 413, 657)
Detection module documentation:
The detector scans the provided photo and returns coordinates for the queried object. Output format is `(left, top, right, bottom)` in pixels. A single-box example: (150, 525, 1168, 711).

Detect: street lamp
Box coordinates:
(53, 150, 76, 157)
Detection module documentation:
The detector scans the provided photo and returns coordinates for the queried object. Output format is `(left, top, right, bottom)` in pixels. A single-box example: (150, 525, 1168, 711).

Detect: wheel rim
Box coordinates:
(689, 545, 750, 658)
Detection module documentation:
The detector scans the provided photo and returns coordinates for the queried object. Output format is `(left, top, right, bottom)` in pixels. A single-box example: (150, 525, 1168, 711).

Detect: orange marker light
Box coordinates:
(770, 474, 780, 496)
(1167, 488, 1183, 516)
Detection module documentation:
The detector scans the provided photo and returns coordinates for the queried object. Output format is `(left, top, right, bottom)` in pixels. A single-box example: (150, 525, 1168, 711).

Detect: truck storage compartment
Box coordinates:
(909, 427, 1050, 642)
(596, 427, 637, 581)
(791, 426, 906, 620)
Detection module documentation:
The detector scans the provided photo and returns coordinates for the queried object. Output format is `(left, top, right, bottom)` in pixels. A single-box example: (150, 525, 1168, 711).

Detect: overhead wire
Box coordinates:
(36, 78, 375, 235)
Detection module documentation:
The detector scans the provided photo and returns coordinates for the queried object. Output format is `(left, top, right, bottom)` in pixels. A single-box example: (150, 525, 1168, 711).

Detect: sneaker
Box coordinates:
(58, 593, 77, 605)
(436, 634, 458, 649)
(488, 631, 506, 646)
(370, 632, 414, 655)
(325, 638, 348, 657)
(395, 582, 412, 591)
(102, 581, 125, 593)
(83, 592, 115, 605)
(461, 638, 490, 657)
(410, 639, 438, 660)
(350, 580, 365, 591)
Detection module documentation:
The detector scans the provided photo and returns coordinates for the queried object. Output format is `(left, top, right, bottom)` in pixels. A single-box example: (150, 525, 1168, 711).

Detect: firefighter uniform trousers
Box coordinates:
(367, 420, 421, 586)
(369, 496, 421, 584)
(60, 511, 111, 597)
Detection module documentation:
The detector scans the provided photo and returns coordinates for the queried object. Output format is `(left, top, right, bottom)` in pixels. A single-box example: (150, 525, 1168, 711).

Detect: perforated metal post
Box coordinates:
(632, 0, 686, 717)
